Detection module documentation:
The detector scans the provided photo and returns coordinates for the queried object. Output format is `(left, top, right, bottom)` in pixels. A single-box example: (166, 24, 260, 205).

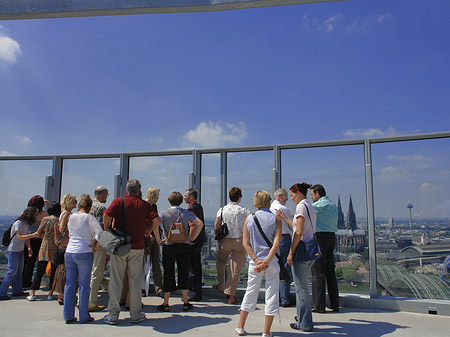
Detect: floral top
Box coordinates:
(36, 215, 58, 261)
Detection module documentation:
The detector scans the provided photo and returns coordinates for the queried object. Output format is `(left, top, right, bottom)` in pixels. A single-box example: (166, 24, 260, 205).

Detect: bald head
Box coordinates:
(94, 186, 109, 203)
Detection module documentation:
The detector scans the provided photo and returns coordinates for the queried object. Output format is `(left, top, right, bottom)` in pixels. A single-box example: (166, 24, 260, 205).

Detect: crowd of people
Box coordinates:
(0, 179, 340, 336)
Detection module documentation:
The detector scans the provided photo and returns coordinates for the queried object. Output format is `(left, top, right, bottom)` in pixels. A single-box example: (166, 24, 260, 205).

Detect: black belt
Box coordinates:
(282, 233, 291, 237)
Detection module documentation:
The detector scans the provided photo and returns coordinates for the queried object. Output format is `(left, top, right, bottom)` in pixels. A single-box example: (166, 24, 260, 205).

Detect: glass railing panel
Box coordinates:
(129, 155, 192, 212)
(227, 151, 273, 212)
(226, 150, 273, 288)
(281, 145, 369, 295)
(0, 160, 53, 277)
(60, 158, 118, 209)
(201, 153, 221, 285)
(372, 139, 450, 300)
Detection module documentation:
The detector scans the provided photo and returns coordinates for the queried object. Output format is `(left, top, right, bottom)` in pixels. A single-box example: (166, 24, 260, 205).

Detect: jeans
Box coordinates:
(0, 251, 24, 296)
(279, 235, 292, 305)
(292, 259, 314, 331)
(311, 232, 339, 311)
(63, 252, 94, 322)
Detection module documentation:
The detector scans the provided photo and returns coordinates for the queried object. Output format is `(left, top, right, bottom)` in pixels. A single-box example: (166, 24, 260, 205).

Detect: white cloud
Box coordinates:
(376, 13, 393, 23)
(342, 127, 407, 138)
(14, 135, 32, 144)
(183, 121, 247, 148)
(387, 154, 425, 161)
(377, 166, 411, 179)
(302, 14, 343, 33)
(0, 27, 21, 66)
(322, 15, 343, 32)
(346, 18, 370, 34)
(419, 182, 440, 193)
(202, 176, 218, 184)
(437, 169, 450, 175)
(130, 157, 167, 172)
(0, 150, 17, 156)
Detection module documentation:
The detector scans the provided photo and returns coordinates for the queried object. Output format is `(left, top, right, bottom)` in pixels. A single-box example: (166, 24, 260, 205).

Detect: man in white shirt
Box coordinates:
(214, 187, 250, 304)
(270, 188, 294, 307)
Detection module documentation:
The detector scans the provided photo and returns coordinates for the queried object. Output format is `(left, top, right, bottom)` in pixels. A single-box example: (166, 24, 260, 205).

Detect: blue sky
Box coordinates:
(0, 0, 450, 219)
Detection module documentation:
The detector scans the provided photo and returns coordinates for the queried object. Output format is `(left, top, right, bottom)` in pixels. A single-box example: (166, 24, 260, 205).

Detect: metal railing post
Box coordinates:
(45, 156, 63, 203)
(364, 139, 378, 298)
(117, 154, 129, 197)
(272, 145, 281, 194)
(220, 151, 227, 206)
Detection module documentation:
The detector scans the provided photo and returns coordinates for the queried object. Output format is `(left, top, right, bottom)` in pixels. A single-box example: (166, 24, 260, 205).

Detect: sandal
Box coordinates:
(65, 317, 77, 324)
(212, 284, 224, 293)
(183, 302, 193, 312)
(156, 304, 170, 312)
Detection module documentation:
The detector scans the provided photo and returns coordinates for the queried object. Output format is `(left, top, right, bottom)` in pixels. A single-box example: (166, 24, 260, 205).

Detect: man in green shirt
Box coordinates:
(310, 184, 339, 313)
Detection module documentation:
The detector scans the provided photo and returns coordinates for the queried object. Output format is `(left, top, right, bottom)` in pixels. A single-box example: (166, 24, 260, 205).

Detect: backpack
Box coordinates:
(2, 224, 16, 247)
(167, 210, 188, 243)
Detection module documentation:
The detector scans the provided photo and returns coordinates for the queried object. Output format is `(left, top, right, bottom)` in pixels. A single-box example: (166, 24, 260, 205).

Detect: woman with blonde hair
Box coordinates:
(63, 194, 103, 324)
(236, 190, 282, 337)
(53, 193, 77, 305)
(145, 187, 163, 297)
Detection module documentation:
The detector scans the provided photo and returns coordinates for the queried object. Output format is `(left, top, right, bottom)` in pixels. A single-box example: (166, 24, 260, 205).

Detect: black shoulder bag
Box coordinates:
(252, 213, 291, 283)
(215, 206, 229, 241)
(98, 197, 131, 257)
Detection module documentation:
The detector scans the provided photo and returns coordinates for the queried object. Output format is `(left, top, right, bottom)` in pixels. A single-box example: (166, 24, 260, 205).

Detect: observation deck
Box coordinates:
(0, 287, 449, 337)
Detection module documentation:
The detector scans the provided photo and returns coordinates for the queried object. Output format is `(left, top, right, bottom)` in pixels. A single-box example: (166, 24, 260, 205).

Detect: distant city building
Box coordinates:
(335, 195, 367, 253)
(388, 216, 394, 230)
(337, 195, 345, 230)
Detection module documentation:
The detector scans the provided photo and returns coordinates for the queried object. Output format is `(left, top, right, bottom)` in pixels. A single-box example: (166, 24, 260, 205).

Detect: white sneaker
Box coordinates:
(27, 295, 36, 301)
(262, 333, 273, 337)
(47, 295, 55, 301)
(235, 327, 246, 336)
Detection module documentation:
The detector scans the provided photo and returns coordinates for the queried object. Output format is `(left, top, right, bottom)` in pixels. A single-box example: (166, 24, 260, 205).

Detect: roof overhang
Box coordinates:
(0, 0, 345, 21)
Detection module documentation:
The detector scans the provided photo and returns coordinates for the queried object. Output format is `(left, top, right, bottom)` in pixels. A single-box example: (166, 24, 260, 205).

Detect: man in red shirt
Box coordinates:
(103, 179, 161, 325)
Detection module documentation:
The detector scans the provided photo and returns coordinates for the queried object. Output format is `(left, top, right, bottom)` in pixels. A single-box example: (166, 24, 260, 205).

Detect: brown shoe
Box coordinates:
(88, 305, 105, 312)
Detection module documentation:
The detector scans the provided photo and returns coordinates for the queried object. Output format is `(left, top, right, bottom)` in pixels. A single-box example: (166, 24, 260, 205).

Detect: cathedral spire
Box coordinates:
(346, 194, 357, 231)
(337, 194, 345, 229)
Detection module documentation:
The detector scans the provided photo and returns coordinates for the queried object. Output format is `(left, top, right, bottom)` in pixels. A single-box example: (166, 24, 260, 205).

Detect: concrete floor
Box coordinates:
(0, 289, 449, 337)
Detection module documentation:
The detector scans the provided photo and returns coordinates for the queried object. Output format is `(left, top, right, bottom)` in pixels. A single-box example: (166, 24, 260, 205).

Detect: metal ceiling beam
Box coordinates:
(0, 0, 344, 21)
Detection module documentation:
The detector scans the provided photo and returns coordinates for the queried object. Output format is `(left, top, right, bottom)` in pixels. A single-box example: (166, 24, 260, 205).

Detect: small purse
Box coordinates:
(98, 197, 131, 256)
(295, 204, 322, 262)
(215, 206, 229, 241)
(252, 213, 291, 283)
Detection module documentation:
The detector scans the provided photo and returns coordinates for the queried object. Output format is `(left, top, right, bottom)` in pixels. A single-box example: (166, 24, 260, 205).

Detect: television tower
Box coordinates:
(407, 201, 413, 229)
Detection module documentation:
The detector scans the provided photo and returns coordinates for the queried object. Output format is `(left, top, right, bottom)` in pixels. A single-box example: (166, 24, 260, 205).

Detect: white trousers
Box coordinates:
(240, 259, 280, 316)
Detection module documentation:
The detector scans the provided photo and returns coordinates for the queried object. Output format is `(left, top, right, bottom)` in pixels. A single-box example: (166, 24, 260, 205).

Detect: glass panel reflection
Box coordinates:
(0, 160, 52, 277)
(372, 139, 450, 300)
(60, 158, 118, 209)
(201, 153, 221, 286)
